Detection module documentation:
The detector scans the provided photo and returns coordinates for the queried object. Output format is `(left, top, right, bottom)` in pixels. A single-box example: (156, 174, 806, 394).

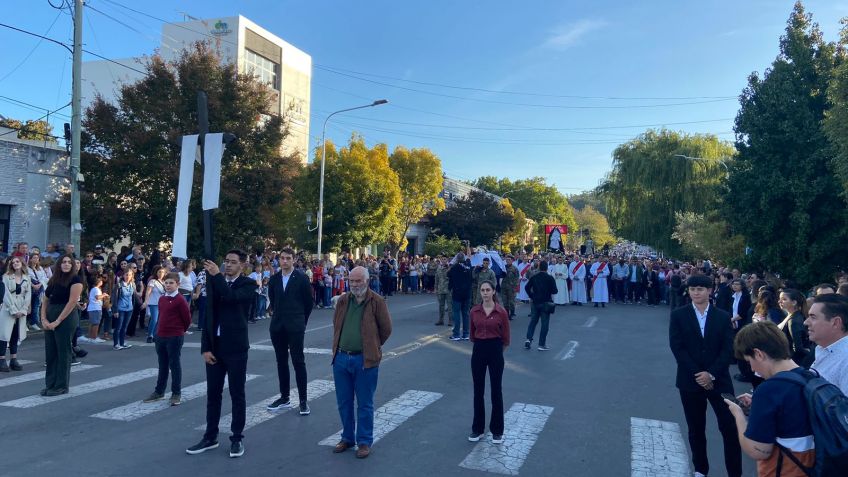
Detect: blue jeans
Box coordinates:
(332, 352, 379, 446)
(526, 302, 551, 347)
(30, 291, 43, 326)
(452, 298, 470, 339)
(196, 295, 206, 330)
(323, 287, 331, 308)
(114, 310, 132, 346)
(409, 277, 419, 293)
(147, 305, 159, 339)
(256, 295, 267, 318)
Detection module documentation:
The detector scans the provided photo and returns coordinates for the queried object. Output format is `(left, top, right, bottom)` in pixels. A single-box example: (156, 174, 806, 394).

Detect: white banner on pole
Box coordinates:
(173, 134, 198, 259)
(202, 133, 224, 211)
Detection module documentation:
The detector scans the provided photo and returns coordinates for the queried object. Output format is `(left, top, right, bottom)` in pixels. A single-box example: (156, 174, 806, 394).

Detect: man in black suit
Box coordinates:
(187, 249, 257, 459)
(713, 272, 734, 314)
(266, 247, 314, 415)
(669, 274, 742, 477)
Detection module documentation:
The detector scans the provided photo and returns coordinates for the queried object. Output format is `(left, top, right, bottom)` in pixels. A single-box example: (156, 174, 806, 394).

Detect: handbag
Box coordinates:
(544, 302, 556, 314)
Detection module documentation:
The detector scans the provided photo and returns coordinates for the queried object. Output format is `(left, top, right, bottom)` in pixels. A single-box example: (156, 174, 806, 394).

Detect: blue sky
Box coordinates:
(3, 0, 847, 193)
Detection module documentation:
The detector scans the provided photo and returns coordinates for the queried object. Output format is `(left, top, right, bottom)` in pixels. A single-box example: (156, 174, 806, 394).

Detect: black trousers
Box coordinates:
(154, 335, 183, 395)
(471, 339, 504, 435)
(628, 282, 643, 302)
(270, 328, 307, 402)
(679, 388, 742, 477)
(380, 276, 394, 296)
(0, 320, 21, 355)
(45, 304, 77, 391)
(204, 351, 248, 443)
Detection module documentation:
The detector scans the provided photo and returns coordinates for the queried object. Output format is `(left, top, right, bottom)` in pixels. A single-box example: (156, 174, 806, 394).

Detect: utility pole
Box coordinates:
(70, 0, 83, 252)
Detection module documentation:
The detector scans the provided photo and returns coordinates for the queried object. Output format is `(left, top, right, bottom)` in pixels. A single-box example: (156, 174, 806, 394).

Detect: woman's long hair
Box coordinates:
(755, 289, 779, 317)
(47, 253, 76, 288)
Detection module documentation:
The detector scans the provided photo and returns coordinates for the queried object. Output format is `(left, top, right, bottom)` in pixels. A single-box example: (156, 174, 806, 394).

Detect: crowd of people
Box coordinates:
(2, 238, 848, 474)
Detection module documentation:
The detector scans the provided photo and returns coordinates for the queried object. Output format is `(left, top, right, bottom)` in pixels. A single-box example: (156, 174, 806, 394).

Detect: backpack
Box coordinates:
(772, 369, 848, 476)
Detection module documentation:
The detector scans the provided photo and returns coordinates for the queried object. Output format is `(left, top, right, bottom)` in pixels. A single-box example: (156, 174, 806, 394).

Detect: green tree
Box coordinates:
(567, 190, 606, 215)
(672, 211, 746, 264)
(726, 1, 848, 285)
(499, 202, 529, 253)
(423, 234, 464, 257)
(429, 190, 513, 247)
(472, 176, 577, 232)
(81, 42, 300, 255)
(825, 18, 848, 196)
(385, 146, 445, 253)
(285, 135, 402, 252)
(599, 129, 733, 256)
(573, 206, 615, 248)
(0, 117, 56, 142)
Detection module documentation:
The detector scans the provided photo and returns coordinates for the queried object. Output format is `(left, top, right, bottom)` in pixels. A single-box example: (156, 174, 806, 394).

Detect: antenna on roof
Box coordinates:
(177, 11, 201, 22)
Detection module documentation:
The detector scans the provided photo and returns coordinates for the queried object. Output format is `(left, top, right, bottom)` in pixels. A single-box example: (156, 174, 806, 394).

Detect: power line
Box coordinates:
(316, 67, 736, 109)
(0, 95, 72, 120)
(315, 64, 737, 101)
(0, 102, 71, 139)
(0, 10, 64, 84)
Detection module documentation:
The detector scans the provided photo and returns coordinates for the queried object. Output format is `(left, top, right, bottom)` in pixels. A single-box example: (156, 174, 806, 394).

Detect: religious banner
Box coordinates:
(545, 224, 567, 253)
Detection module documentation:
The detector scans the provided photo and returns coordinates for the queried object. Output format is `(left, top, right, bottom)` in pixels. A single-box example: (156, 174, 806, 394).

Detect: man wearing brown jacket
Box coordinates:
(330, 266, 392, 459)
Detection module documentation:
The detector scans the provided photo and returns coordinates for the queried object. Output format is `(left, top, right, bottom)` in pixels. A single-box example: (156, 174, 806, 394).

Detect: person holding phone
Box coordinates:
(186, 250, 257, 459)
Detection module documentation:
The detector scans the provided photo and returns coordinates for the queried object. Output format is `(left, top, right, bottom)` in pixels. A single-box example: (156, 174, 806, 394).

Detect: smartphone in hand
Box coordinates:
(722, 393, 750, 415)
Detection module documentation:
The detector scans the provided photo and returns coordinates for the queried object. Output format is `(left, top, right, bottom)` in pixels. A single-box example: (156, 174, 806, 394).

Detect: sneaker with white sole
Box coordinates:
(93, 337, 106, 343)
(113, 345, 121, 350)
(186, 438, 218, 455)
(537, 345, 550, 351)
(267, 397, 291, 411)
(77, 336, 92, 343)
(468, 432, 483, 442)
(299, 402, 310, 415)
(229, 441, 244, 458)
(121, 344, 133, 349)
(492, 434, 504, 444)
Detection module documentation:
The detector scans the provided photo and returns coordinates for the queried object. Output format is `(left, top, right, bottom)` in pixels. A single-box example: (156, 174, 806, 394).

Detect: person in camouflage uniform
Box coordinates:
(500, 255, 519, 319)
(472, 257, 497, 305)
(434, 255, 452, 325)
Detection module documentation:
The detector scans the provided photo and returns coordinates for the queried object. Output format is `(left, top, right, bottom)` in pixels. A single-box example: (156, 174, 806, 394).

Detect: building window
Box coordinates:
(0, 205, 10, 254)
(244, 49, 280, 91)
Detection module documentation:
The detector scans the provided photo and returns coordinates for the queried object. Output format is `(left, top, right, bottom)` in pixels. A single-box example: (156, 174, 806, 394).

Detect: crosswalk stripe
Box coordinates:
(91, 374, 261, 421)
(630, 417, 690, 476)
(80, 341, 331, 354)
(318, 390, 442, 446)
(15, 360, 36, 365)
(198, 379, 335, 432)
(0, 365, 101, 389)
(0, 368, 158, 409)
(555, 340, 579, 360)
(459, 402, 554, 475)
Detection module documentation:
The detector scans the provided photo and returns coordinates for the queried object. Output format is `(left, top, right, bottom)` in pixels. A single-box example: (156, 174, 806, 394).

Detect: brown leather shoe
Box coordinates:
(333, 441, 353, 453)
(355, 444, 371, 459)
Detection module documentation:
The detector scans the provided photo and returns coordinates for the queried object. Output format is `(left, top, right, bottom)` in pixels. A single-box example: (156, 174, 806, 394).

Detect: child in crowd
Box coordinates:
(257, 276, 269, 320)
(143, 273, 191, 406)
(83, 276, 107, 343)
(323, 270, 333, 306)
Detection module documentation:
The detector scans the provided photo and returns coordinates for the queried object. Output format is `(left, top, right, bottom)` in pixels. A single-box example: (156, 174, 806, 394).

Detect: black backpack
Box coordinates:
(772, 369, 848, 476)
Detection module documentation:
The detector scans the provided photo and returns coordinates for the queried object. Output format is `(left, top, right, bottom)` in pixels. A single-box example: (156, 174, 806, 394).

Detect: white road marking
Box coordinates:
(555, 340, 580, 360)
(304, 348, 333, 355)
(199, 379, 335, 432)
(408, 302, 436, 309)
(459, 402, 554, 475)
(0, 365, 100, 388)
(78, 341, 329, 354)
(306, 323, 333, 333)
(318, 390, 442, 446)
(630, 417, 690, 477)
(16, 360, 37, 365)
(0, 368, 158, 408)
(91, 374, 260, 421)
(382, 333, 443, 360)
(583, 316, 598, 328)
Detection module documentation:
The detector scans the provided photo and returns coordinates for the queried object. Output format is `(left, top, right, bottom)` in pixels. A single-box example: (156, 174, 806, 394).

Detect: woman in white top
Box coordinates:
(1, 257, 31, 372)
(142, 266, 167, 342)
(178, 259, 196, 306)
(84, 275, 108, 343)
(409, 258, 420, 294)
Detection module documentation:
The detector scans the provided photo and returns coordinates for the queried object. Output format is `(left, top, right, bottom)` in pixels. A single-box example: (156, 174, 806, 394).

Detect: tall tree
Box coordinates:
(385, 146, 445, 253)
(726, 1, 847, 285)
(428, 190, 513, 247)
(0, 117, 56, 142)
(825, 18, 848, 197)
(599, 129, 733, 256)
(471, 176, 577, 232)
(572, 206, 615, 248)
(285, 135, 402, 252)
(81, 42, 300, 255)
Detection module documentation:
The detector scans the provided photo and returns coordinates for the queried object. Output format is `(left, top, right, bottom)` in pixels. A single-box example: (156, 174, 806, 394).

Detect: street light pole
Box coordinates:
(317, 99, 388, 258)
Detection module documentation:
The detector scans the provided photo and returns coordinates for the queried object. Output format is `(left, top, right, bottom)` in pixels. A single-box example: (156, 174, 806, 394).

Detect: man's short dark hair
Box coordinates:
(815, 283, 837, 294)
(686, 275, 713, 289)
(812, 293, 848, 333)
(225, 249, 247, 263)
(164, 272, 180, 282)
(539, 261, 548, 272)
(280, 247, 295, 257)
(722, 272, 733, 281)
(734, 321, 791, 360)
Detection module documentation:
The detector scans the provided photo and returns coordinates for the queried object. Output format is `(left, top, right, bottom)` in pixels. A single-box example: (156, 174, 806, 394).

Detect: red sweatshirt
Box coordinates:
(156, 293, 192, 337)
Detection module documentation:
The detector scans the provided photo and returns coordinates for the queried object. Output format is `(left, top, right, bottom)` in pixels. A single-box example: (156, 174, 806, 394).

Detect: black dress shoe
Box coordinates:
(45, 388, 68, 396)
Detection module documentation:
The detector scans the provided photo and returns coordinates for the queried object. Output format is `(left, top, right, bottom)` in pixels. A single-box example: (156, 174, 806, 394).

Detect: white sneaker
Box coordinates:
(122, 344, 133, 349)
(113, 345, 121, 350)
(77, 336, 92, 343)
(93, 338, 106, 343)
(694, 473, 706, 477)
(28, 324, 41, 332)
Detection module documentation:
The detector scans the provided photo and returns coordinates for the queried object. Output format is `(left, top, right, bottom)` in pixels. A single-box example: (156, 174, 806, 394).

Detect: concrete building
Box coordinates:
(0, 127, 70, 254)
(82, 15, 311, 161)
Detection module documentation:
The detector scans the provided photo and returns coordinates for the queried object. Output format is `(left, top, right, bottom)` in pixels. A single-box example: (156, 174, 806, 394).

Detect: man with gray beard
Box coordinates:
(329, 266, 392, 459)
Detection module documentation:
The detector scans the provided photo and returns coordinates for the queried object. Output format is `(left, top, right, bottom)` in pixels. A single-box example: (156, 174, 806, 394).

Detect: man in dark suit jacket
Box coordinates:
(266, 247, 314, 415)
(187, 249, 257, 459)
(669, 274, 742, 477)
(713, 272, 734, 314)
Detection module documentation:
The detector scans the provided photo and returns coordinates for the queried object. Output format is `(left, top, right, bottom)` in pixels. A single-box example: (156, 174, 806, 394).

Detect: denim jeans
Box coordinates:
(256, 295, 267, 318)
(147, 305, 159, 339)
(29, 291, 42, 326)
(114, 310, 132, 346)
(409, 276, 419, 293)
(526, 302, 551, 347)
(196, 295, 206, 330)
(154, 335, 184, 395)
(452, 298, 470, 338)
(333, 352, 379, 446)
(323, 287, 332, 308)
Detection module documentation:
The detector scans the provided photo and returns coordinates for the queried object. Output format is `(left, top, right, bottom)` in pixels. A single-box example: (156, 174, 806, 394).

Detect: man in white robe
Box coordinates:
(550, 256, 569, 305)
(590, 256, 611, 307)
(569, 257, 587, 305)
(516, 253, 532, 302)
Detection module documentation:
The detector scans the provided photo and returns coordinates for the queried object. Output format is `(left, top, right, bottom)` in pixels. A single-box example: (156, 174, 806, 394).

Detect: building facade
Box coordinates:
(82, 15, 311, 162)
(0, 127, 70, 254)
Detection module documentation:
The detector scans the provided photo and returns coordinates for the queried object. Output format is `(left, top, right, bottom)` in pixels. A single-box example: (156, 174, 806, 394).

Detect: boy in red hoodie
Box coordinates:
(143, 273, 191, 406)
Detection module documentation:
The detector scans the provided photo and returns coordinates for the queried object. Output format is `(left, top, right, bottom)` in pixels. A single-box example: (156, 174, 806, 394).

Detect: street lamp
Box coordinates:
(317, 99, 388, 258)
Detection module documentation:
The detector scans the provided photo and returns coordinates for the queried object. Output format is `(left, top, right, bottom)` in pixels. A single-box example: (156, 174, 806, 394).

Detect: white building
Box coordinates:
(0, 127, 70, 253)
(82, 15, 311, 161)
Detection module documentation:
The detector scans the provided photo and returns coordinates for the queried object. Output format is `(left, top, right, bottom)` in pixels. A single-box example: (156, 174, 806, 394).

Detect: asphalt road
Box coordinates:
(0, 294, 756, 477)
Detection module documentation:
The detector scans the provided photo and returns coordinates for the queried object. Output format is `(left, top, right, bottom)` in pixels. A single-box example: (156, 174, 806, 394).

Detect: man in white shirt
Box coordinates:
(806, 294, 848, 393)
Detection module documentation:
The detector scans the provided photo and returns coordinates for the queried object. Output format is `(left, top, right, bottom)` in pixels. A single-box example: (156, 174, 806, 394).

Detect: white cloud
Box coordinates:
(542, 19, 608, 50)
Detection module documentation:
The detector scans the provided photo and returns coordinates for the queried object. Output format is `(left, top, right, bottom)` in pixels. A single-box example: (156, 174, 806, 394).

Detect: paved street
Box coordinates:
(1, 294, 756, 477)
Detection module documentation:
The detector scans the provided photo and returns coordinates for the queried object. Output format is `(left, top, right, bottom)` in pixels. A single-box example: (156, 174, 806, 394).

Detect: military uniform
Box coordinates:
(472, 267, 496, 305)
(434, 265, 452, 325)
(501, 264, 519, 317)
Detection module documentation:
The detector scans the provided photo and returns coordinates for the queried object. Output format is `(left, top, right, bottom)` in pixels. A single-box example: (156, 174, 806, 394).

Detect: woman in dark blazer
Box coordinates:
(777, 288, 813, 368)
